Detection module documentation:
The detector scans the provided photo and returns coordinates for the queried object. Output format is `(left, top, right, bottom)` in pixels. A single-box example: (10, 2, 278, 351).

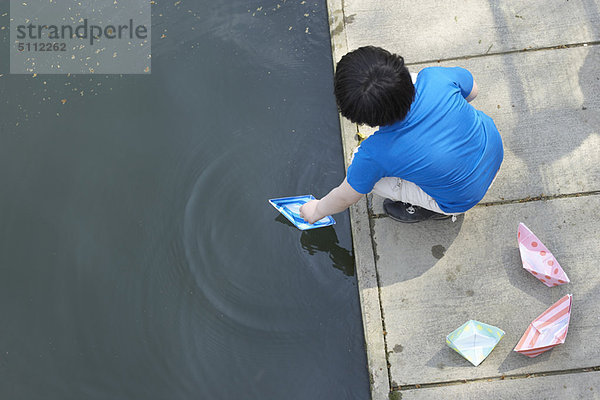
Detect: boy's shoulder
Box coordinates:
(416, 66, 473, 97)
(416, 66, 457, 80)
(414, 67, 448, 90)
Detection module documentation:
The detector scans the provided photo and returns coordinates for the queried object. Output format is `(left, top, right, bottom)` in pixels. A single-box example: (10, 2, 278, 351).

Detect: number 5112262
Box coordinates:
(17, 42, 67, 52)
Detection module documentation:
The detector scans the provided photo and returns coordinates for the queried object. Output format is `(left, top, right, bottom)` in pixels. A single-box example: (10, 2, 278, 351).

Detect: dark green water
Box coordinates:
(0, 1, 369, 399)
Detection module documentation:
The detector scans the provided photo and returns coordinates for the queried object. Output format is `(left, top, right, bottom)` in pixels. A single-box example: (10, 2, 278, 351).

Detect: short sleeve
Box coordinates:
(346, 146, 386, 194)
(441, 67, 474, 98)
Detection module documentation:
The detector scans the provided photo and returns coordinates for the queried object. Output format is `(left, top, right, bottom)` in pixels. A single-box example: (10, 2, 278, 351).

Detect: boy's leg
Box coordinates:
(372, 177, 457, 222)
(372, 177, 448, 213)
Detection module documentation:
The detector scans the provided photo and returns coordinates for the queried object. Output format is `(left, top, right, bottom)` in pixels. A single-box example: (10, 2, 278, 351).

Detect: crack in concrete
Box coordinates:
(369, 191, 600, 219)
(406, 40, 600, 66)
(391, 366, 600, 392)
(475, 190, 600, 207)
(366, 195, 393, 391)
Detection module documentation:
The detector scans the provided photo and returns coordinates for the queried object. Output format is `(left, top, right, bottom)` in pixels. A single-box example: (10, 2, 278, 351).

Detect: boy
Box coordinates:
(300, 46, 503, 224)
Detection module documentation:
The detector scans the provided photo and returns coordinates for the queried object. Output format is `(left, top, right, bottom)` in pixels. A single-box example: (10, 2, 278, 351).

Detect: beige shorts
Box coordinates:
(372, 177, 454, 215)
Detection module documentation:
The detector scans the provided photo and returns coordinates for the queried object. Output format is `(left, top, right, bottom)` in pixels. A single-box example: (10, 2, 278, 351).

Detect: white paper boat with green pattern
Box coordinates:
(446, 320, 505, 366)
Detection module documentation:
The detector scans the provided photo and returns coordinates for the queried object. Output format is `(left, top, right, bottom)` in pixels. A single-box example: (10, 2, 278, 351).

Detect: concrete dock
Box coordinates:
(325, 1, 600, 398)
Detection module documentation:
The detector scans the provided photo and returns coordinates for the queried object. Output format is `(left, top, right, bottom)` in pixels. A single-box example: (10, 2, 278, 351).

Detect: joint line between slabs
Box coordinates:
(392, 366, 600, 391)
(369, 190, 600, 219)
(476, 190, 600, 208)
(406, 40, 600, 66)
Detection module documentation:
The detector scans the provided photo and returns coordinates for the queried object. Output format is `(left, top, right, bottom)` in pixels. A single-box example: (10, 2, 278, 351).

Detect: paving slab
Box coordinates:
(370, 45, 600, 216)
(373, 194, 600, 386)
(326, 1, 600, 398)
(400, 371, 600, 399)
(342, 0, 600, 62)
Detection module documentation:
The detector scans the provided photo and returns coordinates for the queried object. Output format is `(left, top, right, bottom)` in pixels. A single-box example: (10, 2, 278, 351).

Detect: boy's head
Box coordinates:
(334, 46, 414, 127)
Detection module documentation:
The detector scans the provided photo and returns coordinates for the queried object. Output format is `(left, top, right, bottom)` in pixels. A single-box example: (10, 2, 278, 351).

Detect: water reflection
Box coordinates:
(301, 228, 355, 277)
(275, 215, 355, 276)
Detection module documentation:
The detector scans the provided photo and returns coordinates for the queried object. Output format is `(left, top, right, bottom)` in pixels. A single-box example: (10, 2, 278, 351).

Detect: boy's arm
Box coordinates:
(443, 66, 478, 101)
(299, 178, 363, 224)
(465, 80, 478, 102)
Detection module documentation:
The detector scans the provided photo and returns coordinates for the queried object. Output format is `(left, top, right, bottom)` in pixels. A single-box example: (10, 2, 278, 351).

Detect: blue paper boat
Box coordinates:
(269, 195, 335, 230)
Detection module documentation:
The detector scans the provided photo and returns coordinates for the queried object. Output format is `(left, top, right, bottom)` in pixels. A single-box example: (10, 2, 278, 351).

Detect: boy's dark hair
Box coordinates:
(334, 46, 415, 127)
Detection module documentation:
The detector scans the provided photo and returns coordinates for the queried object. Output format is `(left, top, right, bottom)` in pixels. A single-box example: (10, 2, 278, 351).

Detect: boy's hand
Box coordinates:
(298, 178, 362, 225)
(299, 199, 322, 224)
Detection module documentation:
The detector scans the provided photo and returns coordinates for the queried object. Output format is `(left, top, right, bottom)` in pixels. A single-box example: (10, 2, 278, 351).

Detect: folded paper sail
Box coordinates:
(446, 320, 505, 366)
(514, 294, 573, 357)
(518, 223, 569, 287)
(269, 195, 335, 231)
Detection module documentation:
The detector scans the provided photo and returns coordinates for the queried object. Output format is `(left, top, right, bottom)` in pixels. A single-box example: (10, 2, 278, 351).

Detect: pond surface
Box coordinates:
(0, 1, 369, 399)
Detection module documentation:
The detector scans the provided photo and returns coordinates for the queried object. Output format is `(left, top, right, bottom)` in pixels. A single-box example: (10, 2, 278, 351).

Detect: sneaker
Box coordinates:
(383, 199, 452, 223)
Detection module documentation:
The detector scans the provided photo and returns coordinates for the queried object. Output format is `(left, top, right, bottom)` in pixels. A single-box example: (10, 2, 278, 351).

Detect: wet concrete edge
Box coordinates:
(325, 0, 390, 398)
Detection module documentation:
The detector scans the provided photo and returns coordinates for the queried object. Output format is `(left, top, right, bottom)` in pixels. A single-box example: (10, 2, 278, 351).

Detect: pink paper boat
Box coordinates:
(518, 223, 569, 287)
(514, 294, 572, 357)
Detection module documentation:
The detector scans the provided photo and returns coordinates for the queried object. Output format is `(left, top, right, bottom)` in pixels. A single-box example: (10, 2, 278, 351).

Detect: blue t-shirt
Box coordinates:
(346, 66, 503, 213)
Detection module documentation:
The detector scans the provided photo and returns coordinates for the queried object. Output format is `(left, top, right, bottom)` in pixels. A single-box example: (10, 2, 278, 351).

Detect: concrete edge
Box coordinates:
(325, 1, 390, 399)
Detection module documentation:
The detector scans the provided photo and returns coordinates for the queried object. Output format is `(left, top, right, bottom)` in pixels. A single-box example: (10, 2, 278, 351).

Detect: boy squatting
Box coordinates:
(299, 46, 503, 224)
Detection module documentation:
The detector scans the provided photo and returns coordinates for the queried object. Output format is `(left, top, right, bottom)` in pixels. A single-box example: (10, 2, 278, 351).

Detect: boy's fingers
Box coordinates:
(299, 205, 306, 220)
